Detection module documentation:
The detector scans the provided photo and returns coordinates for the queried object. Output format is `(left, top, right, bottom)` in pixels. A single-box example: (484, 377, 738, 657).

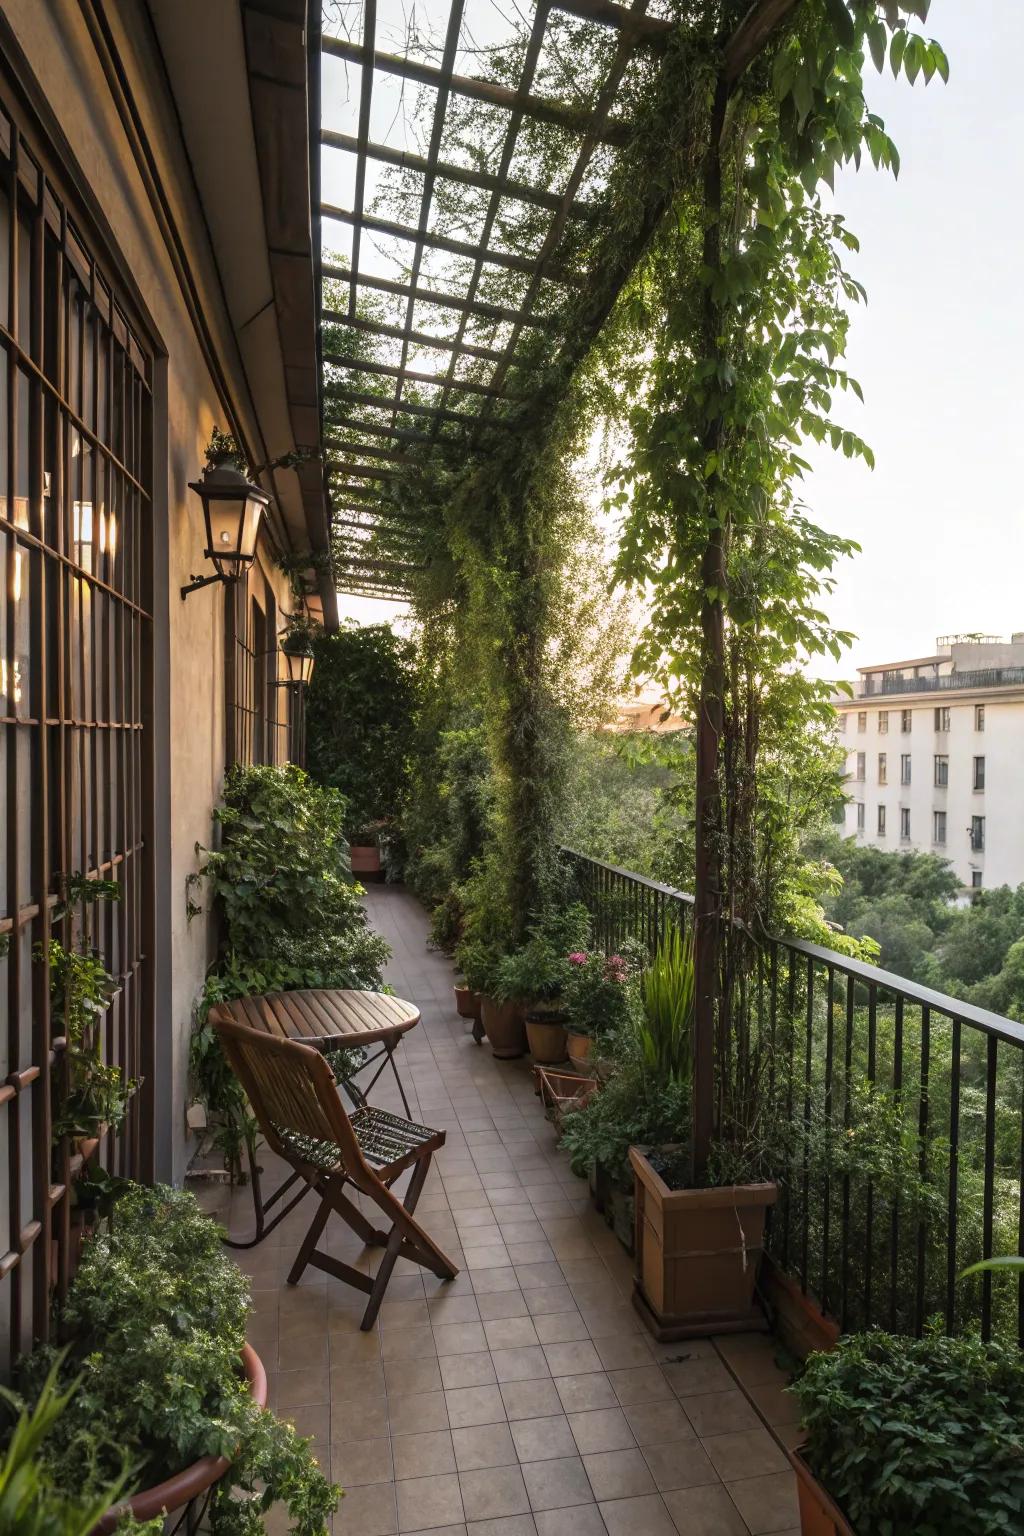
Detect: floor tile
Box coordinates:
(568, 1407, 636, 1455)
(335, 1480, 399, 1535)
(661, 1483, 748, 1535)
(393, 1429, 457, 1480)
(500, 1379, 564, 1421)
(331, 1435, 393, 1487)
(396, 1471, 465, 1531)
(521, 1455, 594, 1511)
(452, 1422, 519, 1472)
(510, 1414, 578, 1463)
(622, 1402, 694, 1447)
(641, 1441, 717, 1492)
(555, 1373, 619, 1413)
(598, 1494, 676, 1536)
(725, 1471, 801, 1534)
(491, 1346, 551, 1383)
(446, 1385, 508, 1428)
(542, 1341, 603, 1377)
(441, 1352, 498, 1389)
(583, 1449, 656, 1502)
(682, 1390, 761, 1439)
(388, 1390, 450, 1436)
(701, 1427, 789, 1482)
(459, 1465, 532, 1521)
(534, 1508, 608, 1536)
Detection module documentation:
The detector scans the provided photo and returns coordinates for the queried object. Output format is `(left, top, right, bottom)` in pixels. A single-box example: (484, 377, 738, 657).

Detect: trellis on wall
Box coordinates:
(0, 78, 155, 1377)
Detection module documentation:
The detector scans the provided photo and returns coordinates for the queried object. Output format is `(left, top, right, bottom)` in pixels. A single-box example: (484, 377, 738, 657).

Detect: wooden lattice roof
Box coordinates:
(315, 0, 795, 599)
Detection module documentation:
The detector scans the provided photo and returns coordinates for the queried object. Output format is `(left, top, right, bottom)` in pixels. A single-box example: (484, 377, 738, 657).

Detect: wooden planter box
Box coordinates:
(760, 1254, 840, 1361)
(350, 843, 383, 879)
(629, 1146, 777, 1340)
(790, 1449, 856, 1536)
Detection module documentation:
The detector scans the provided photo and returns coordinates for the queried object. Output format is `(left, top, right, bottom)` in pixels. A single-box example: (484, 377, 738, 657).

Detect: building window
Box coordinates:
(973, 755, 985, 791)
(975, 704, 985, 731)
(971, 815, 985, 852)
(901, 709, 912, 733)
(933, 810, 947, 845)
(877, 805, 887, 837)
(900, 807, 911, 840)
(935, 706, 951, 732)
(900, 754, 912, 785)
(934, 754, 949, 787)
(0, 84, 155, 1376)
(878, 710, 889, 734)
(856, 751, 866, 781)
(878, 752, 887, 784)
(838, 712, 847, 734)
(856, 802, 865, 831)
(857, 711, 867, 733)
(971, 869, 983, 889)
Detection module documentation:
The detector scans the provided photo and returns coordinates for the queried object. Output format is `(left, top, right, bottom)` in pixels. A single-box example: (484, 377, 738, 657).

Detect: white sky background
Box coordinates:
(335, 4, 1024, 671)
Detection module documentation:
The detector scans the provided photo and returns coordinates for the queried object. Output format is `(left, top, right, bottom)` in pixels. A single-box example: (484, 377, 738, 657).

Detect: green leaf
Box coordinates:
(890, 28, 907, 78)
(867, 20, 887, 73)
(823, 0, 856, 48)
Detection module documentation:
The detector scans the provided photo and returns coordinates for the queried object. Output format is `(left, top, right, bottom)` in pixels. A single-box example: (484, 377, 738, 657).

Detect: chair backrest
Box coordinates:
(212, 1012, 366, 1177)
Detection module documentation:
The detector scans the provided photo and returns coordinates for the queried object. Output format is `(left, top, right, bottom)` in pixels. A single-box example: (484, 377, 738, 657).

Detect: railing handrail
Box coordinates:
(858, 666, 1024, 698)
(560, 845, 1024, 1049)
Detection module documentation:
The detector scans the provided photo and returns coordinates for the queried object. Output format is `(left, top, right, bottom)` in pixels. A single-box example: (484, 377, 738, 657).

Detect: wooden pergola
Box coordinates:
(313, 0, 796, 599)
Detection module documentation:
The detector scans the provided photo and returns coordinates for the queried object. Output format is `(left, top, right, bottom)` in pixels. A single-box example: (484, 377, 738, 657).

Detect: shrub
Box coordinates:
(14, 1185, 338, 1535)
(791, 1330, 1024, 1536)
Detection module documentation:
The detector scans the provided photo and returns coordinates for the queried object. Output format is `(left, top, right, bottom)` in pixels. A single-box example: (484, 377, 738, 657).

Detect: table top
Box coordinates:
(211, 988, 420, 1047)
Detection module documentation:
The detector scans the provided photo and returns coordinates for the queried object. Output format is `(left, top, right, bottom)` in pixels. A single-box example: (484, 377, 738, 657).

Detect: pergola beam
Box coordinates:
(321, 202, 571, 283)
(320, 131, 600, 220)
(322, 37, 631, 146)
(322, 262, 553, 330)
(550, 0, 671, 42)
(326, 386, 511, 430)
(322, 311, 505, 366)
(324, 351, 513, 399)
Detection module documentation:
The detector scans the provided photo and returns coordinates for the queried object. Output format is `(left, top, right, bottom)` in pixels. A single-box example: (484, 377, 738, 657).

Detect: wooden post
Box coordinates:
(691, 78, 729, 1183)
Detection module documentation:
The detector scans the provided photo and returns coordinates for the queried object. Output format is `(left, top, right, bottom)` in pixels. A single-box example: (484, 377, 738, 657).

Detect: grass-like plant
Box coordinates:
(636, 923, 694, 1085)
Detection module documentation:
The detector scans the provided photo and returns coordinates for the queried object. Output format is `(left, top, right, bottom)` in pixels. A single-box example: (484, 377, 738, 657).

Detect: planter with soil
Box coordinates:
(629, 1144, 777, 1340)
(789, 1448, 856, 1536)
(95, 1343, 268, 1533)
(525, 1008, 568, 1065)
(566, 1029, 592, 1067)
(453, 984, 482, 1022)
(479, 995, 527, 1058)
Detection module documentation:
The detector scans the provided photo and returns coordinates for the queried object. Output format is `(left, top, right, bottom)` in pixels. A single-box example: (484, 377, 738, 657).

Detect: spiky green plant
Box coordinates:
(636, 924, 695, 1085)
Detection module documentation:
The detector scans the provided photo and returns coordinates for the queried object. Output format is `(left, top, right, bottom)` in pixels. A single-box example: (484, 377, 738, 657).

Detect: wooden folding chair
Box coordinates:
(215, 1015, 458, 1329)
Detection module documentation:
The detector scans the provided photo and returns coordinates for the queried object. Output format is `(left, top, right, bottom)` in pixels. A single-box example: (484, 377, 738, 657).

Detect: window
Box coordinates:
(933, 810, 947, 845)
(856, 751, 866, 781)
(971, 870, 983, 889)
(935, 706, 951, 732)
(878, 710, 889, 734)
(226, 556, 290, 768)
(934, 754, 949, 787)
(878, 752, 887, 784)
(900, 807, 911, 840)
(901, 709, 912, 733)
(838, 712, 847, 734)
(877, 805, 887, 837)
(971, 816, 985, 852)
(975, 704, 985, 731)
(857, 711, 867, 733)
(900, 754, 912, 785)
(856, 801, 865, 831)
(0, 83, 155, 1378)
(973, 755, 985, 791)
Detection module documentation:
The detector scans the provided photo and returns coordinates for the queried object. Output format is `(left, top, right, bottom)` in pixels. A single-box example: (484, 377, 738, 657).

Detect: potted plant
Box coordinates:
(349, 820, 385, 879)
(627, 924, 777, 1339)
(788, 1331, 1024, 1536)
(495, 936, 570, 1065)
(453, 937, 491, 1041)
(12, 1183, 338, 1533)
(563, 948, 635, 1066)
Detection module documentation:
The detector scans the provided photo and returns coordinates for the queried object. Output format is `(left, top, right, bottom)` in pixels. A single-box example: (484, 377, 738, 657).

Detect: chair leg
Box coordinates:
(359, 1154, 456, 1329)
(287, 1188, 332, 1286)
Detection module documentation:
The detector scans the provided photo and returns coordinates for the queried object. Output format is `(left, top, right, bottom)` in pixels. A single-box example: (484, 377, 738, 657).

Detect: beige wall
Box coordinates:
(4, 0, 297, 1179)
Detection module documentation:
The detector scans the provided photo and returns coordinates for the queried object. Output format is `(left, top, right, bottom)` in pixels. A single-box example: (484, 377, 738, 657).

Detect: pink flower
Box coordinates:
(568, 951, 589, 966)
(604, 954, 627, 982)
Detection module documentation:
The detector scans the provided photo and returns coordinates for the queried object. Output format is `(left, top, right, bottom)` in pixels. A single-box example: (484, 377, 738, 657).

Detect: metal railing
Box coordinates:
(859, 667, 1024, 697)
(561, 847, 1024, 1346)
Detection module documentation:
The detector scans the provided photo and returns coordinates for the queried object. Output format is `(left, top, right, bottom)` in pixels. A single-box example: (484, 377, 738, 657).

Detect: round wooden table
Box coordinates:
(209, 988, 421, 1246)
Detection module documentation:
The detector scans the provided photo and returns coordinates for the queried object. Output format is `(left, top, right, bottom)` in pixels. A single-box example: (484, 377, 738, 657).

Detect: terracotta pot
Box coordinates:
(790, 1448, 856, 1536)
(525, 1016, 568, 1065)
(629, 1146, 777, 1340)
(566, 1030, 592, 1066)
(350, 844, 382, 878)
(479, 996, 527, 1059)
(93, 1344, 267, 1533)
(454, 985, 482, 1022)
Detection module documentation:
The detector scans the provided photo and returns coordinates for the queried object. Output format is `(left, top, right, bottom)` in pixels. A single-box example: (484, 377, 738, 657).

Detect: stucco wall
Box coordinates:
(5, 0, 296, 1179)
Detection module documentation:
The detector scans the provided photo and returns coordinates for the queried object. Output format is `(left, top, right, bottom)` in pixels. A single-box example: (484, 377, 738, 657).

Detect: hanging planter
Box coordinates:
(629, 1145, 776, 1340)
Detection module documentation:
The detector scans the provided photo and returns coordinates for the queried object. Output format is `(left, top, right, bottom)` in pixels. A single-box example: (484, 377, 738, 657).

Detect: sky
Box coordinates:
(337, 4, 1024, 678)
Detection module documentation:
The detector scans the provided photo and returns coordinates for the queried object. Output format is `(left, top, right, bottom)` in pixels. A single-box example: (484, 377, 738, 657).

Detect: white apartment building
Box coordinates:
(835, 634, 1024, 891)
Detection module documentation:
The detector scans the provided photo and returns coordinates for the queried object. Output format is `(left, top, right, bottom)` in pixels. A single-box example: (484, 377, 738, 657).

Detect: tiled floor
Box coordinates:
(202, 885, 801, 1535)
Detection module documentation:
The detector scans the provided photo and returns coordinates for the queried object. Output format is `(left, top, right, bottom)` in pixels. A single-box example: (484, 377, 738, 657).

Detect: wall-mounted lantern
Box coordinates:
(279, 642, 316, 688)
(181, 434, 270, 600)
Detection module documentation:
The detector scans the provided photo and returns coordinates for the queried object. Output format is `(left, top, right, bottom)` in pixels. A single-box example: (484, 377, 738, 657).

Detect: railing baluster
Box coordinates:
(801, 955, 814, 1292)
(982, 1034, 997, 1341)
(915, 1005, 931, 1336)
(864, 982, 877, 1327)
(890, 994, 904, 1331)
(841, 973, 854, 1331)
(945, 1018, 961, 1336)
(821, 966, 835, 1314)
